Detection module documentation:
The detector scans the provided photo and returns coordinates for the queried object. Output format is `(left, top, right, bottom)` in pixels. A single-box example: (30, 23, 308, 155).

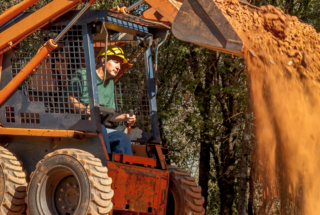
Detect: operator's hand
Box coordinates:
(85, 105, 91, 115)
(126, 114, 136, 126)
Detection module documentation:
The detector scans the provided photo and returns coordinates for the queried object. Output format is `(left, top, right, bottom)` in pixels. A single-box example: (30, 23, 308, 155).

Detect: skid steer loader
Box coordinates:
(0, 0, 259, 214)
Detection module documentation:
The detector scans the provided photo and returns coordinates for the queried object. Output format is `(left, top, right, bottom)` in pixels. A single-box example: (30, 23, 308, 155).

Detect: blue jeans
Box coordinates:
(101, 125, 133, 155)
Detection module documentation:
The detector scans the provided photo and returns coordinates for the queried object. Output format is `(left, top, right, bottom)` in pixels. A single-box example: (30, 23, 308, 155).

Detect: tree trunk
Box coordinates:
(238, 80, 253, 215)
(248, 160, 255, 215)
(214, 61, 241, 215)
(199, 137, 211, 212)
(191, 48, 217, 213)
(159, 119, 171, 164)
(218, 122, 237, 215)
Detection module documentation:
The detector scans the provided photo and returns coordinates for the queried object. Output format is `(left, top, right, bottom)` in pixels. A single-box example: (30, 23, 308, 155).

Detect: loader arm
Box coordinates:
(142, 0, 259, 57)
(0, 0, 89, 54)
(0, 0, 96, 105)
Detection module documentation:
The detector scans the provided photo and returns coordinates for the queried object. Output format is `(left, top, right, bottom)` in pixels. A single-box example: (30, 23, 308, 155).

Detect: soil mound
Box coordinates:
(259, 5, 291, 39)
(214, 0, 320, 213)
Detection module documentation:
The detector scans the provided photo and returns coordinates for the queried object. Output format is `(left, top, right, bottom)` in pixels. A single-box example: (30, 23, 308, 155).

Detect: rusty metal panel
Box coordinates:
(157, 177, 169, 214)
(107, 162, 169, 214)
(112, 153, 157, 168)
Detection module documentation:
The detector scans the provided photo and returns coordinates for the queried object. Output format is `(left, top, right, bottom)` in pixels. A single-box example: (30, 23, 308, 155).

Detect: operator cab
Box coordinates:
(0, 10, 170, 160)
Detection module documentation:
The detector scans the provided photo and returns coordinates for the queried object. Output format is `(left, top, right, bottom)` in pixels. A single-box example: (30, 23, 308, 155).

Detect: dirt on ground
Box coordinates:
(214, 0, 320, 213)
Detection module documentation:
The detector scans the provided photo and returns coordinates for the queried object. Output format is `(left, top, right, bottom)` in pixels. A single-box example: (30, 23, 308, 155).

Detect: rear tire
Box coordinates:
(26, 149, 113, 215)
(166, 165, 205, 215)
(0, 147, 27, 215)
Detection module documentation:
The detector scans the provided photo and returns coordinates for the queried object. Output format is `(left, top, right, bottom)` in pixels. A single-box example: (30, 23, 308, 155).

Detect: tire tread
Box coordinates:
(0, 147, 27, 215)
(27, 148, 113, 215)
(167, 165, 205, 215)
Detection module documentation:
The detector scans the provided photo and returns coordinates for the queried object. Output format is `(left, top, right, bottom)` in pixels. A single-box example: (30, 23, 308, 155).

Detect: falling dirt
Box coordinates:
(214, 0, 320, 214)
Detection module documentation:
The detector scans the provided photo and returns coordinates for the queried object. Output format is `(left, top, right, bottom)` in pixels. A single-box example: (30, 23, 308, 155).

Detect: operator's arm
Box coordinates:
(68, 95, 90, 114)
(110, 112, 136, 126)
(67, 69, 90, 114)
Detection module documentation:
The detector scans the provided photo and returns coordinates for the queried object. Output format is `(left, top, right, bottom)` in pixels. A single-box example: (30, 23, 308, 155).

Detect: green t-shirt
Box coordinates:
(68, 68, 115, 109)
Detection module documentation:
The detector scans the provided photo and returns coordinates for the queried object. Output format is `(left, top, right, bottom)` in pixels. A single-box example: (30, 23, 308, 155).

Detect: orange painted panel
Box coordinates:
(144, 0, 182, 23)
(0, 127, 84, 137)
(141, 8, 170, 25)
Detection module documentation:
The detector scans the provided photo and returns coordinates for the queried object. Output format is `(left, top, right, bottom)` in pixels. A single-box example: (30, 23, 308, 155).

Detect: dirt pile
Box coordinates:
(214, 0, 320, 213)
(259, 5, 291, 39)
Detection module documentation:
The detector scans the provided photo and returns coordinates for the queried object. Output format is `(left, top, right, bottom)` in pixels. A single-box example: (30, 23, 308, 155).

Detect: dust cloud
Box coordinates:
(215, 0, 320, 213)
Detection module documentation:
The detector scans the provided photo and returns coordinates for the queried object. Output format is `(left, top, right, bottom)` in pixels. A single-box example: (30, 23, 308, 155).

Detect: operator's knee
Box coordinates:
(100, 124, 111, 153)
(120, 132, 133, 156)
(109, 131, 132, 156)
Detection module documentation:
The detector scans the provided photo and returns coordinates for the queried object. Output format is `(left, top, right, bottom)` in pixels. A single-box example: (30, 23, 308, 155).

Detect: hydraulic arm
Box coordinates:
(0, 0, 96, 105)
(0, 0, 91, 54)
(0, 0, 41, 27)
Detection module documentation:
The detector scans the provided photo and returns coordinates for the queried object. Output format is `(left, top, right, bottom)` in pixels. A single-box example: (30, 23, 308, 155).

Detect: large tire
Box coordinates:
(0, 147, 27, 215)
(26, 149, 114, 215)
(166, 165, 205, 215)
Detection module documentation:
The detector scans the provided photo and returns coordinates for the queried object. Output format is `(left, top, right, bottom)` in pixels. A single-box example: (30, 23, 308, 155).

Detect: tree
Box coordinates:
(157, 36, 247, 214)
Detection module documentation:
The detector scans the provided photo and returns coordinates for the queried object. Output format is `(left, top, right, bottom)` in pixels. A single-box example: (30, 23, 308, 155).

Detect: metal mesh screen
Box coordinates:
(12, 25, 91, 120)
(10, 24, 152, 131)
(5, 107, 15, 123)
(94, 41, 151, 131)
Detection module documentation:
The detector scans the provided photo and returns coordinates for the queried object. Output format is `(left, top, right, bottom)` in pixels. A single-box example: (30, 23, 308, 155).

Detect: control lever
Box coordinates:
(128, 109, 134, 135)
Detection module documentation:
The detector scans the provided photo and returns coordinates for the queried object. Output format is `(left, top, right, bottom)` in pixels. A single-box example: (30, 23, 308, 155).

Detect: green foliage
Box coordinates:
(156, 34, 248, 213)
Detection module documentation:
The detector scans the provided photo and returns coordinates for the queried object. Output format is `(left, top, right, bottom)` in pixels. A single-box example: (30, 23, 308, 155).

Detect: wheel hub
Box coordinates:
(55, 176, 80, 215)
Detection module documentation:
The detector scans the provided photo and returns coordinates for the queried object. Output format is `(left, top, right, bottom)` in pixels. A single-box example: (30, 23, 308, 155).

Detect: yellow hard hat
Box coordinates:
(97, 45, 127, 64)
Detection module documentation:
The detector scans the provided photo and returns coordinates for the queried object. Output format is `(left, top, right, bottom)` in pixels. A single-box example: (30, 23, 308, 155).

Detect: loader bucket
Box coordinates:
(172, 0, 244, 57)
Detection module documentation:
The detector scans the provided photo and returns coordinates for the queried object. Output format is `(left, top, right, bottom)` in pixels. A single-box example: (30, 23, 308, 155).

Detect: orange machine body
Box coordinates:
(109, 162, 169, 214)
(107, 144, 169, 214)
(0, 1, 195, 213)
(0, 127, 85, 138)
(143, 0, 182, 23)
(0, 127, 170, 214)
